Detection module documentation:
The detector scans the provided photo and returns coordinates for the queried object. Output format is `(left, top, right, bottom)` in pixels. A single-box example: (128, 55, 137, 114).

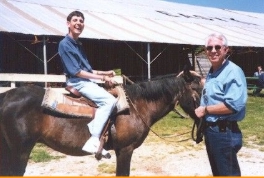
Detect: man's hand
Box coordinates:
(107, 70, 116, 77)
(104, 76, 117, 88)
(195, 106, 206, 118)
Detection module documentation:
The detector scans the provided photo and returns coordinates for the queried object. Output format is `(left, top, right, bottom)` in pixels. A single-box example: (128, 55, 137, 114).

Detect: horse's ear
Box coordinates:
(182, 66, 194, 83)
(177, 65, 190, 77)
(183, 66, 191, 76)
(183, 65, 190, 72)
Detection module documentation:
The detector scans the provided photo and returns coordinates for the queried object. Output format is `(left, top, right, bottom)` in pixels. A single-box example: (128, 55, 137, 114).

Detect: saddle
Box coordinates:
(65, 85, 130, 114)
(41, 85, 129, 118)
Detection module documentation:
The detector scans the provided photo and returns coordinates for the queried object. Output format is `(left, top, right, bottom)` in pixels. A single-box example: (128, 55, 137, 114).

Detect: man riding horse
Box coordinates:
(58, 11, 117, 158)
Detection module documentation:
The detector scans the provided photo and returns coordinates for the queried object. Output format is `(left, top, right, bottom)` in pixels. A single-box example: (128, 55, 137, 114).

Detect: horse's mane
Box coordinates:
(124, 73, 187, 102)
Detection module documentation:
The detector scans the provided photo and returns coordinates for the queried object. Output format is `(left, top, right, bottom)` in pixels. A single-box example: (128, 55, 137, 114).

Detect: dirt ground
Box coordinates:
(25, 139, 264, 176)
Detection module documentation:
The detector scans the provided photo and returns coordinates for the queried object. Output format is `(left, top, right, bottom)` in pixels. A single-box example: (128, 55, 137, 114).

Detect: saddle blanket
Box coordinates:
(41, 88, 95, 118)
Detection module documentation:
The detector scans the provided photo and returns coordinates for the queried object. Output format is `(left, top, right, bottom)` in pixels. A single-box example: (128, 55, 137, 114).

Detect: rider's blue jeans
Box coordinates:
(67, 79, 117, 137)
(204, 124, 242, 176)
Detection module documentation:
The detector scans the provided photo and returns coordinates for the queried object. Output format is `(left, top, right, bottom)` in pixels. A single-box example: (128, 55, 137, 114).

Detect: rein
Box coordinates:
(190, 93, 205, 144)
(127, 89, 192, 143)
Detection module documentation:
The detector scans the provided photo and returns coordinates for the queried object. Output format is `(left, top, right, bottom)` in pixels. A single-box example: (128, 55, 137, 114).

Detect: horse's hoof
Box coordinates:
(102, 152, 111, 159)
(95, 152, 111, 160)
(95, 153, 102, 160)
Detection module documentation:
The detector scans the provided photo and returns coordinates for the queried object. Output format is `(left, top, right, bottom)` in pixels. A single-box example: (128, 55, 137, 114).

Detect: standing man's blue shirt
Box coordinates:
(58, 34, 93, 80)
(201, 60, 247, 122)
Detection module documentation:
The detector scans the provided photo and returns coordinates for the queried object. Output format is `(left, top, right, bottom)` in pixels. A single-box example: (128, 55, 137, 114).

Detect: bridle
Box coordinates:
(177, 71, 205, 144)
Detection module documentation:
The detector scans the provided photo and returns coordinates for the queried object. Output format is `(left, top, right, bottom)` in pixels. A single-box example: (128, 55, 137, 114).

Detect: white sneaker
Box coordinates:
(82, 136, 99, 154)
(102, 149, 111, 159)
(82, 136, 111, 158)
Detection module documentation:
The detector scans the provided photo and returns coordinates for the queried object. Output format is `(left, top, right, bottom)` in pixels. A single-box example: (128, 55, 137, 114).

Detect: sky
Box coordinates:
(165, 0, 264, 13)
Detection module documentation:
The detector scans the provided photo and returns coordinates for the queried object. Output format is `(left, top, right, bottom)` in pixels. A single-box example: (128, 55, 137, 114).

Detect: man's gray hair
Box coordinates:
(205, 33, 228, 47)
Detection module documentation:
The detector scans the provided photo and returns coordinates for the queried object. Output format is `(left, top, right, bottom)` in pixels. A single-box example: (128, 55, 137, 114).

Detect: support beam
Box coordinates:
(147, 43, 151, 80)
(43, 36, 47, 87)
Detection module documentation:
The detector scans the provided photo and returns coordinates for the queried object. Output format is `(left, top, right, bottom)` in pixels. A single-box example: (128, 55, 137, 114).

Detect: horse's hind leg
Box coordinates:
(115, 147, 134, 176)
(6, 140, 35, 175)
(9, 143, 35, 175)
(0, 128, 11, 175)
(0, 136, 35, 176)
(1, 124, 36, 175)
(9, 139, 36, 176)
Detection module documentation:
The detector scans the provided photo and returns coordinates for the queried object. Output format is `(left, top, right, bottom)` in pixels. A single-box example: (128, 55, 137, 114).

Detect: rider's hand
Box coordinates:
(108, 70, 116, 77)
(103, 76, 117, 87)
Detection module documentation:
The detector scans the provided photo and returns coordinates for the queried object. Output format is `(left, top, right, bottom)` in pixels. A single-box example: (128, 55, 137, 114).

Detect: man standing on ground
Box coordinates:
(195, 33, 247, 176)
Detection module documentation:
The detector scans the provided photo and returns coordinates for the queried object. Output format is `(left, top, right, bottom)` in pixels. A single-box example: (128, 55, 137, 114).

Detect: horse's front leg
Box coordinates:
(115, 146, 134, 176)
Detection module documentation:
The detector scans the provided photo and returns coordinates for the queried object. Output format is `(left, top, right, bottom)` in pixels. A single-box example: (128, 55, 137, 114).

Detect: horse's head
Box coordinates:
(177, 68, 206, 143)
(177, 68, 204, 122)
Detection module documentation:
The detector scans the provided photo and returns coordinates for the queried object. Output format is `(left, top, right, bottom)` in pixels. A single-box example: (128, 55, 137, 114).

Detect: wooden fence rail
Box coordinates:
(0, 73, 123, 93)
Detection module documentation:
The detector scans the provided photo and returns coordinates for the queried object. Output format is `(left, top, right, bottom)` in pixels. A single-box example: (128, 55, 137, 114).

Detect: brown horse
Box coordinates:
(0, 69, 203, 176)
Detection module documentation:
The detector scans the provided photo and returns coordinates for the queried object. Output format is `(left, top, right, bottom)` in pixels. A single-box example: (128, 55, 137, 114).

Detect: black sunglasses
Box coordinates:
(206, 45, 222, 51)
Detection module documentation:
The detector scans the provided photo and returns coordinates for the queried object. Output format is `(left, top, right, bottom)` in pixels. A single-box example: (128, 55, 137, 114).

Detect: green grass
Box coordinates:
(29, 143, 64, 163)
(240, 93, 264, 149)
(97, 163, 116, 174)
(150, 111, 194, 141)
(146, 107, 203, 151)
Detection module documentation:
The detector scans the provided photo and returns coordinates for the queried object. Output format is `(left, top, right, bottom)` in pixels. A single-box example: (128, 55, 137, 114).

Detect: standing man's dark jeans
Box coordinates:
(253, 87, 262, 96)
(204, 123, 242, 176)
(254, 77, 264, 96)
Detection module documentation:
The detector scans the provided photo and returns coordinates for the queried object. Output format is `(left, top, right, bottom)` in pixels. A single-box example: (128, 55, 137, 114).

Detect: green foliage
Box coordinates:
(194, 45, 205, 55)
(113, 68, 122, 75)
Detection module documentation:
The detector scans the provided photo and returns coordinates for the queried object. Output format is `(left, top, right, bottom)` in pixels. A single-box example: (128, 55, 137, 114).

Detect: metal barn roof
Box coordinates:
(1, 0, 264, 47)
